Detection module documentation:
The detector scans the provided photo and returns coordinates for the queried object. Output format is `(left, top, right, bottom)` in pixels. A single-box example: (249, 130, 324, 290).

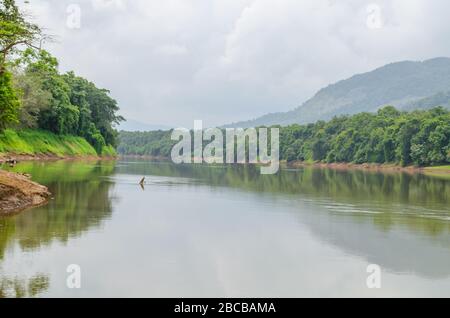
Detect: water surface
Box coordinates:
(0, 159, 449, 297)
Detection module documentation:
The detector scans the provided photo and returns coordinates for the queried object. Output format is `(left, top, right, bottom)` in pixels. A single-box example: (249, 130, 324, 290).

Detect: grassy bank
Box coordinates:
(0, 129, 114, 158)
(424, 165, 450, 171)
(423, 165, 450, 179)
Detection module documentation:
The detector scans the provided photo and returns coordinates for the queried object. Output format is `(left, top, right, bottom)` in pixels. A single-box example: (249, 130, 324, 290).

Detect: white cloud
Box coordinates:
(91, 0, 127, 11)
(18, 0, 450, 127)
(154, 44, 188, 56)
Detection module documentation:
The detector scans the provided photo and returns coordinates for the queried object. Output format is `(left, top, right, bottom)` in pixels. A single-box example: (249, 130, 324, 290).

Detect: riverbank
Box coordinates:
(0, 129, 118, 214)
(0, 129, 117, 158)
(0, 169, 51, 215)
(118, 154, 170, 161)
(287, 161, 450, 175)
(0, 153, 109, 164)
(0, 129, 96, 157)
(0, 154, 117, 214)
(0, 128, 118, 164)
(119, 155, 450, 175)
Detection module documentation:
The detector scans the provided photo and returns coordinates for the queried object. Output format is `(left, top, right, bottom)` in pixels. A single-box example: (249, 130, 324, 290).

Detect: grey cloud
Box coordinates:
(20, 0, 450, 127)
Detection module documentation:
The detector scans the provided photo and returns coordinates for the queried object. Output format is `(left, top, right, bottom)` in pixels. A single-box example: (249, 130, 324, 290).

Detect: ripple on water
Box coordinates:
(299, 196, 450, 221)
(101, 174, 198, 186)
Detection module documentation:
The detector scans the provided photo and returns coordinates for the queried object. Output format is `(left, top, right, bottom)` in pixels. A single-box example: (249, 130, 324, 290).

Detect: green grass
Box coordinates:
(424, 165, 450, 171)
(423, 165, 450, 180)
(101, 144, 117, 157)
(0, 129, 99, 157)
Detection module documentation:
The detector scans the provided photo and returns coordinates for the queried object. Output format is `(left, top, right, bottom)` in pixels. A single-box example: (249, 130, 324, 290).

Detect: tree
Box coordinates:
(62, 71, 124, 147)
(410, 114, 450, 165)
(396, 118, 420, 166)
(0, 0, 43, 74)
(15, 49, 80, 135)
(312, 136, 328, 161)
(0, 0, 45, 129)
(0, 70, 19, 130)
(0, 2, 123, 152)
(117, 106, 450, 167)
(10, 49, 124, 152)
(284, 147, 297, 163)
(12, 70, 51, 128)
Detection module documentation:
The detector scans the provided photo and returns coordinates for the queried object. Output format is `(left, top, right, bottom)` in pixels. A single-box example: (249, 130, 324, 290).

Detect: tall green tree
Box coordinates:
(0, 0, 42, 74)
(62, 71, 124, 148)
(0, 70, 19, 130)
(17, 49, 80, 135)
(0, 0, 43, 130)
(12, 69, 51, 128)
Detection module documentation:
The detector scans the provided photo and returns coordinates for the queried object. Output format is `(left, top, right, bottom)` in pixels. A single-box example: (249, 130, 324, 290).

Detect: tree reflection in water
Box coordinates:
(0, 160, 116, 297)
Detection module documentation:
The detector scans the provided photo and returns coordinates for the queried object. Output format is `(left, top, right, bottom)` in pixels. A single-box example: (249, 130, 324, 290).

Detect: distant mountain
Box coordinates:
(224, 57, 450, 128)
(403, 90, 450, 111)
(118, 119, 171, 132)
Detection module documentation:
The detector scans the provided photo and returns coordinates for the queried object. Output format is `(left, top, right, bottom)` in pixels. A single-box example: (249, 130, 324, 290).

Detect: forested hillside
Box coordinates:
(0, 0, 123, 156)
(403, 90, 450, 111)
(118, 107, 450, 167)
(226, 58, 450, 128)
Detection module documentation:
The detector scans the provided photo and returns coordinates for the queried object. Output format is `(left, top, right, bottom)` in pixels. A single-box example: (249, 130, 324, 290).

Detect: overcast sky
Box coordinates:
(19, 0, 450, 127)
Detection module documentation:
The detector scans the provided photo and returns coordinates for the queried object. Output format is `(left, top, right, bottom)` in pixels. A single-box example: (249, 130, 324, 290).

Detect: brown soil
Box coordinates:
(118, 154, 169, 161)
(120, 155, 450, 175)
(0, 169, 51, 215)
(0, 153, 111, 163)
(287, 161, 432, 174)
(0, 153, 117, 215)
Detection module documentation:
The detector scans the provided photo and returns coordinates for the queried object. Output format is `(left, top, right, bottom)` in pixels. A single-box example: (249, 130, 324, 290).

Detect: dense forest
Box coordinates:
(0, 0, 123, 155)
(118, 106, 450, 167)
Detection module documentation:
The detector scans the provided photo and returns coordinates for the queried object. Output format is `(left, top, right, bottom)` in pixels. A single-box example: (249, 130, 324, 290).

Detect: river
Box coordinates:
(0, 159, 449, 297)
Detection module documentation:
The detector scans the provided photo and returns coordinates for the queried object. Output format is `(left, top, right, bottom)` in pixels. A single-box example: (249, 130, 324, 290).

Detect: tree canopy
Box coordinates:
(118, 106, 450, 167)
(0, 0, 124, 154)
(0, 0, 42, 74)
(8, 48, 124, 153)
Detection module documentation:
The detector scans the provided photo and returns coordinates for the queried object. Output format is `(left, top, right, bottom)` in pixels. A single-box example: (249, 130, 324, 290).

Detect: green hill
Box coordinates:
(225, 58, 450, 128)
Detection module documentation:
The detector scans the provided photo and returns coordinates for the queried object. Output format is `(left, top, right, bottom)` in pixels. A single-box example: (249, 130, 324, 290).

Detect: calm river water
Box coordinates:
(0, 159, 449, 297)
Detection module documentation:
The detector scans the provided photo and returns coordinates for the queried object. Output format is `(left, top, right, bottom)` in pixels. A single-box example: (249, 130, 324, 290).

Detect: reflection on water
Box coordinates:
(0, 274, 49, 298)
(1, 161, 116, 255)
(0, 160, 116, 297)
(0, 159, 449, 297)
